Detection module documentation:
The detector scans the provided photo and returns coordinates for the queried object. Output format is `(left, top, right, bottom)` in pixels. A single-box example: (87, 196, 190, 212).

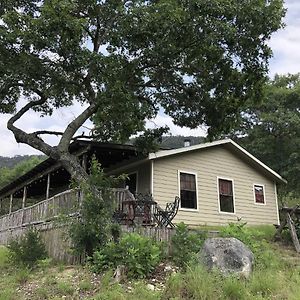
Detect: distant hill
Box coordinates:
(0, 155, 45, 169)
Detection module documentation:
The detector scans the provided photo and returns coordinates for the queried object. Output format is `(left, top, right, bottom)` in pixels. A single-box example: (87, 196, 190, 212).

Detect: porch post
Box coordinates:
(22, 186, 27, 209)
(9, 194, 13, 214)
(82, 153, 88, 171)
(46, 173, 50, 199)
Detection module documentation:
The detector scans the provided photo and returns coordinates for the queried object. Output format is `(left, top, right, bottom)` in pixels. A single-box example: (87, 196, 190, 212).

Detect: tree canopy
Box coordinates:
(0, 0, 285, 181)
(228, 74, 300, 199)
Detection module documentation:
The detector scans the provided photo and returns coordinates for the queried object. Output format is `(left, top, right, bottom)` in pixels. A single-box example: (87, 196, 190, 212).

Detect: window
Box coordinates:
(218, 178, 234, 213)
(254, 184, 265, 204)
(179, 172, 197, 209)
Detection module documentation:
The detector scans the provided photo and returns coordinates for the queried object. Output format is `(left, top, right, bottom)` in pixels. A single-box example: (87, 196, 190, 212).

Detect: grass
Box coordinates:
(1, 225, 300, 299)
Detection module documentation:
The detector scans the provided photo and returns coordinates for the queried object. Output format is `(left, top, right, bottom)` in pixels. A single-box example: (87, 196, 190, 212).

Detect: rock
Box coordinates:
(200, 237, 254, 278)
(112, 265, 126, 283)
(164, 265, 173, 272)
(147, 284, 155, 291)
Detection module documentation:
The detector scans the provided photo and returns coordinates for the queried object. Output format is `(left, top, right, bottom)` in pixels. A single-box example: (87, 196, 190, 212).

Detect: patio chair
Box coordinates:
(153, 196, 180, 228)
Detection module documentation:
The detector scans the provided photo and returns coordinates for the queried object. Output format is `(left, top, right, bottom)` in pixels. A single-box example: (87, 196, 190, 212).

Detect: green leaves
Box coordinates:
(0, 0, 285, 140)
(231, 74, 300, 198)
(91, 233, 162, 279)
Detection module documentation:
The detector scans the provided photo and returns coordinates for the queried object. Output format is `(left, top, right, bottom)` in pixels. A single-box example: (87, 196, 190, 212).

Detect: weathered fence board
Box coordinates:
(0, 188, 130, 263)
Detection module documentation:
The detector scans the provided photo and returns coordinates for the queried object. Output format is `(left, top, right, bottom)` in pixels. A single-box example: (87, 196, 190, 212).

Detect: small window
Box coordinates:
(179, 172, 197, 209)
(218, 178, 234, 213)
(254, 184, 265, 204)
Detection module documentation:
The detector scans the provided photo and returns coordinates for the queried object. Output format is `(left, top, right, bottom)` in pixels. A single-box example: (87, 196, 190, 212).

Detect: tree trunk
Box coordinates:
(58, 152, 89, 183)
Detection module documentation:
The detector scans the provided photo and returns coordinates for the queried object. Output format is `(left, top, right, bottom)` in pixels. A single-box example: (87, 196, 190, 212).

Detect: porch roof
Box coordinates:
(0, 140, 143, 199)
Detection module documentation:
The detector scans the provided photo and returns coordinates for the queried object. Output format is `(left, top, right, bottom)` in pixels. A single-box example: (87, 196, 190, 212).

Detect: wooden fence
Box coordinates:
(0, 189, 217, 263)
(0, 188, 159, 263)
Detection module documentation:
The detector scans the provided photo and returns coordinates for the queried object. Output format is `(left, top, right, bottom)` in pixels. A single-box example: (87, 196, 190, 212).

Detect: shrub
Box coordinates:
(92, 233, 161, 278)
(68, 158, 126, 256)
(220, 223, 282, 269)
(171, 222, 206, 268)
(8, 228, 47, 267)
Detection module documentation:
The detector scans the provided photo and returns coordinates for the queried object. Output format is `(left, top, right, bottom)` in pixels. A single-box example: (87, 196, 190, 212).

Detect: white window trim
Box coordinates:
(253, 183, 266, 205)
(274, 182, 280, 225)
(125, 171, 138, 195)
(150, 161, 154, 196)
(217, 176, 236, 215)
(178, 170, 199, 212)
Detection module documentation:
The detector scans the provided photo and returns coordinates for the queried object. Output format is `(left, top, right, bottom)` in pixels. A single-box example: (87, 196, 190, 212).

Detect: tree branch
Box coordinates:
(7, 91, 58, 158)
(58, 103, 99, 152)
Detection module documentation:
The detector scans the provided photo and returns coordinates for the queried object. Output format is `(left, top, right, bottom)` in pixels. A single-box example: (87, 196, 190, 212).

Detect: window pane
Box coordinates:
(180, 173, 196, 191)
(220, 195, 234, 213)
(219, 179, 233, 196)
(180, 172, 197, 209)
(254, 185, 265, 204)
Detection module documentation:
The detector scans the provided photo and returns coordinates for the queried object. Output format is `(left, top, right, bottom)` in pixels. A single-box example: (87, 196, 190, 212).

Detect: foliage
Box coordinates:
(220, 223, 281, 269)
(7, 229, 47, 268)
(227, 74, 300, 199)
(1, 231, 300, 300)
(0, 156, 44, 189)
(171, 222, 206, 268)
(0, 246, 8, 269)
(0, 1, 285, 177)
(68, 158, 126, 256)
(91, 233, 162, 279)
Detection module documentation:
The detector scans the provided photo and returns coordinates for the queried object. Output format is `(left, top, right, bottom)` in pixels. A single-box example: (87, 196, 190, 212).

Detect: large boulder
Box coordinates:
(200, 237, 254, 278)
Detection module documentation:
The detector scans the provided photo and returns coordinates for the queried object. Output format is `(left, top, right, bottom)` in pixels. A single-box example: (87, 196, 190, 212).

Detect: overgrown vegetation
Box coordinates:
(7, 229, 47, 268)
(171, 222, 206, 268)
(67, 158, 126, 256)
(92, 233, 162, 279)
(1, 225, 300, 299)
(0, 156, 45, 189)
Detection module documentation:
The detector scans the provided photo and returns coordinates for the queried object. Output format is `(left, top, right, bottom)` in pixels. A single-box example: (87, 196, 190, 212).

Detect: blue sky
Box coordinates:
(1, 0, 299, 156)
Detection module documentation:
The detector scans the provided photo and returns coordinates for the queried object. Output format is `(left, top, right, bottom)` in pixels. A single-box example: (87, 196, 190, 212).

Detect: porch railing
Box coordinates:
(0, 188, 131, 232)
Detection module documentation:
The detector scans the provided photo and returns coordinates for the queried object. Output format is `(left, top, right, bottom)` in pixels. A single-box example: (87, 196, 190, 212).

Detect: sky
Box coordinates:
(1, 0, 299, 157)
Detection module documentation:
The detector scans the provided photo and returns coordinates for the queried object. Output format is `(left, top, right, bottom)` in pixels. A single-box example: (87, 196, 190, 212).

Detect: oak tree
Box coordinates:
(0, 0, 285, 182)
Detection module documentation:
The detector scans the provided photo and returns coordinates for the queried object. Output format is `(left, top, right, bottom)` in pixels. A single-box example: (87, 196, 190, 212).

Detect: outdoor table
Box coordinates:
(134, 199, 157, 225)
(122, 198, 157, 225)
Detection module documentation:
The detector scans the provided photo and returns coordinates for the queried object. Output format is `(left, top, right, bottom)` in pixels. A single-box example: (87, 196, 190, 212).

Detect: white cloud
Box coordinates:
(0, 100, 92, 157)
(269, 0, 300, 76)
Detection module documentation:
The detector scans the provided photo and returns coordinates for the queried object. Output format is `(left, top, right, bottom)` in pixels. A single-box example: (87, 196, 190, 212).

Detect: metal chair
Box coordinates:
(153, 196, 180, 228)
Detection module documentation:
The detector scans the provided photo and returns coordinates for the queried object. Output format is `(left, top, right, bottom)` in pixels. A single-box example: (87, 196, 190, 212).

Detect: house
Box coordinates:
(109, 139, 285, 226)
(0, 139, 285, 227)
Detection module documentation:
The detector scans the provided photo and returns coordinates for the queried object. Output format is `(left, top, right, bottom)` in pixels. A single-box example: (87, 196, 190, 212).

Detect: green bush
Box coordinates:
(220, 223, 282, 269)
(8, 228, 47, 267)
(171, 222, 206, 268)
(68, 158, 126, 256)
(92, 233, 161, 279)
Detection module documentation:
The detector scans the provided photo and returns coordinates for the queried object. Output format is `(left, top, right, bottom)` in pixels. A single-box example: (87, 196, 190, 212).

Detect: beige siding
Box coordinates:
(153, 146, 279, 226)
(114, 162, 151, 195)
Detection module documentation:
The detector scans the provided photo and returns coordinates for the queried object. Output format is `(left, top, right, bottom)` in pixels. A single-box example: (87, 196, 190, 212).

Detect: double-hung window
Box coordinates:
(218, 178, 235, 213)
(179, 172, 197, 209)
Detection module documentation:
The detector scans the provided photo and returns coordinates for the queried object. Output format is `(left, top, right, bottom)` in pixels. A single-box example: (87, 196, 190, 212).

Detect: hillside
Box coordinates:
(0, 155, 45, 169)
(1, 225, 300, 299)
(0, 155, 45, 189)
